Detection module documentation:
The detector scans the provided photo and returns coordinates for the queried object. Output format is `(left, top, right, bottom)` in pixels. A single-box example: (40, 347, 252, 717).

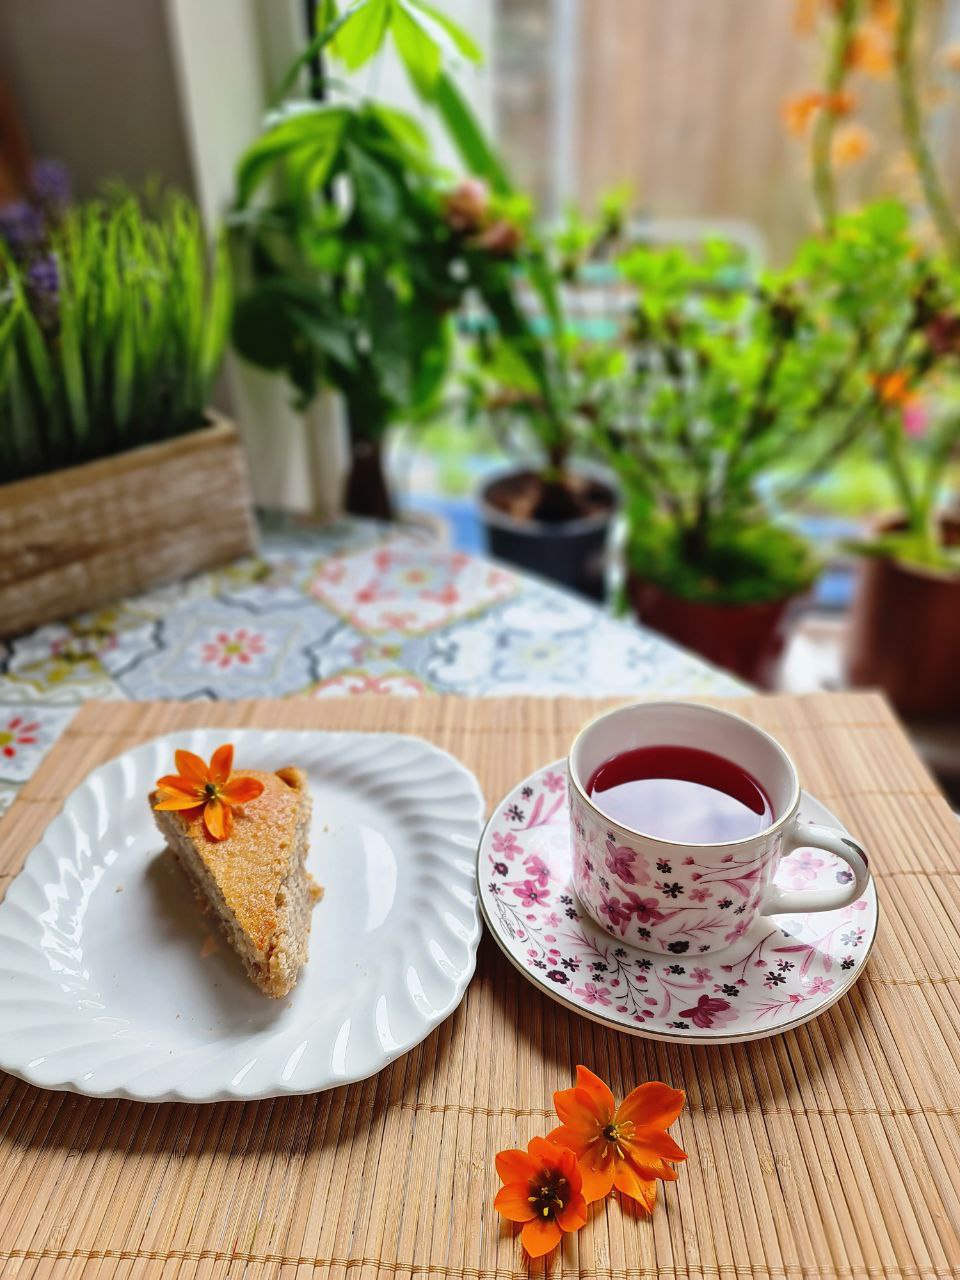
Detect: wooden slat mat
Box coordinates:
(0, 692, 958, 1280)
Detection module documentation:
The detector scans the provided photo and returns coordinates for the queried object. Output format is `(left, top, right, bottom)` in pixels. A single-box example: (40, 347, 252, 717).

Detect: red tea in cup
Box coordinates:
(586, 744, 773, 843)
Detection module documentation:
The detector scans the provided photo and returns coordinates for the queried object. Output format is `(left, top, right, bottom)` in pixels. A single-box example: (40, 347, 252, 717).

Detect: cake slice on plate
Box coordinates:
(151, 746, 321, 998)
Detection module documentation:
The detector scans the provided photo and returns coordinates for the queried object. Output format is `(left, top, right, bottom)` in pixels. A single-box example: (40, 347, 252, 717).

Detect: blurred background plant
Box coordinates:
(230, 99, 491, 519)
(463, 196, 632, 524)
(784, 0, 960, 255)
(597, 201, 954, 606)
(0, 186, 230, 483)
(783, 0, 960, 576)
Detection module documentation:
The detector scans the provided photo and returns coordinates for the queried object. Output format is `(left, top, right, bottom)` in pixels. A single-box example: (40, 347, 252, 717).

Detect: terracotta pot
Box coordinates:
(479, 467, 618, 601)
(846, 514, 960, 719)
(626, 573, 798, 687)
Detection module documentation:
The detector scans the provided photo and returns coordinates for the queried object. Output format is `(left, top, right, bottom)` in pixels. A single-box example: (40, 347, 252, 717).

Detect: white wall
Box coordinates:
(165, 0, 320, 512)
(0, 0, 195, 197)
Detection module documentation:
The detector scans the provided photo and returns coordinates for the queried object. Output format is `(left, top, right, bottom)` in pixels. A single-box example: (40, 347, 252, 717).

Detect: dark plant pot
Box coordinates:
(344, 437, 393, 521)
(627, 573, 798, 687)
(479, 468, 618, 600)
(846, 514, 960, 719)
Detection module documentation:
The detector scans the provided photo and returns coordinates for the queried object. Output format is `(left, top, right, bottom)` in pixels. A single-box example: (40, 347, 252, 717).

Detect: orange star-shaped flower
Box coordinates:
(845, 25, 892, 77)
(153, 745, 264, 841)
(548, 1065, 687, 1208)
(783, 90, 825, 136)
(782, 90, 854, 136)
(831, 121, 874, 167)
(494, 1137, 588, 1258)
(870, 369, 918, 408)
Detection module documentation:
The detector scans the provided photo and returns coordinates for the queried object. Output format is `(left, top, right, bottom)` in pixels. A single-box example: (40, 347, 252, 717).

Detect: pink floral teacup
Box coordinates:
(567, 701, 870, 955)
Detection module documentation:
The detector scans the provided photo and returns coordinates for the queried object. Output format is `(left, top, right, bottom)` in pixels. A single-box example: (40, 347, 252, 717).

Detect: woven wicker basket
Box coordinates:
(0, 412, 257, 639)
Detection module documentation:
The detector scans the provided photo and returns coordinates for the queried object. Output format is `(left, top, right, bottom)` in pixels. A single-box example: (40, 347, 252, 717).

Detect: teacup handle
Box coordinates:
(760, 819, 870, 917)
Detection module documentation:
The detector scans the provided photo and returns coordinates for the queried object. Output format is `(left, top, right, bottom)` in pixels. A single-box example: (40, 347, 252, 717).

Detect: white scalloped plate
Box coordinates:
(0, 730, 484, 1102)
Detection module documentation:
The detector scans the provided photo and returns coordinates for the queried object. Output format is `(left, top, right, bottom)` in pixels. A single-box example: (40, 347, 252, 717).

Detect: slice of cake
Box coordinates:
(151, 748, 320, 998)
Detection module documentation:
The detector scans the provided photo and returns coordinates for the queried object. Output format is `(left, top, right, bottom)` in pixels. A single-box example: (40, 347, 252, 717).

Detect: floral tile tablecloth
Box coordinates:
(0, 518, 742, 817)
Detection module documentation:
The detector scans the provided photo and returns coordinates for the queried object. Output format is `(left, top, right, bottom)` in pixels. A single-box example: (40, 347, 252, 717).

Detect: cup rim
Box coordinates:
(568, 699, 801, 849)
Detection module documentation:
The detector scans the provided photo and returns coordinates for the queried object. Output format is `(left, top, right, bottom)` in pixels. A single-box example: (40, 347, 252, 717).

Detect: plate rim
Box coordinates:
(0, 727, 485, 1102)
(477, 758, 879, 1046)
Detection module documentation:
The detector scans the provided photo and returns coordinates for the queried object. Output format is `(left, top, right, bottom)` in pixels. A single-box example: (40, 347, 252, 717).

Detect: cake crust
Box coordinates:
(151, 766, 320, 998)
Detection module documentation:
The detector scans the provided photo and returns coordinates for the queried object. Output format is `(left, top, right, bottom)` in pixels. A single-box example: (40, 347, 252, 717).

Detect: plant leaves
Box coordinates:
(367, 103, 432, 164)
(345, 139, 403, 229)
(432, 71, 512, 193)
(332, 0, 391, 69)
(1, 187, 226, 477)
(407, 0, 482, 62)
(273, 0, 349, 101)
(390, 2, 442, 95)
(233, 279, 356, 374)
(201, 232, 233, 389)
(235, 105, 347, 207)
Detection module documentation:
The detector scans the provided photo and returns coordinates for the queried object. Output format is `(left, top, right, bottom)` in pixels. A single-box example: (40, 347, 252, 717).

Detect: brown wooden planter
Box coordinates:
(0, 414, 257, 639)
(846, 514, 960, 719)
(627, 573, 798, 686)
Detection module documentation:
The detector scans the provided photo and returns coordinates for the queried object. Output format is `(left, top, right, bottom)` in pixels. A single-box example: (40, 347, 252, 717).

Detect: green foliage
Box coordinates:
(595, 201, 956, 602)
(231, 99, 522, 440)
(807, 204, 960, 574)
(853, 527, 960, 574)
(275, 0, 504, 194)
(626, 509, 819, 606)
(1, 189, 230, 483)
(234, 0, 585, 482)
(232, 0, 528, 447)
(464, 195, 636, 478)
(853, 391, 960, 574)
(465, 321, 625, 478)
(324, 0, 481, 93)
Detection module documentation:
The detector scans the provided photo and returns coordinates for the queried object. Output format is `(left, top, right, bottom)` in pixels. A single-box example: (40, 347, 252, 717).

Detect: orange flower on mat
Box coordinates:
(494, 1137, 588, 1258)
(548, 1065, 687, 1208)
(154, 745, 263, 841)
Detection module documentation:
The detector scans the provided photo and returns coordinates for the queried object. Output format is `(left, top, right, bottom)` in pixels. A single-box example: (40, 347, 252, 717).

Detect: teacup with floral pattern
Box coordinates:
(568, 702, 870, 955)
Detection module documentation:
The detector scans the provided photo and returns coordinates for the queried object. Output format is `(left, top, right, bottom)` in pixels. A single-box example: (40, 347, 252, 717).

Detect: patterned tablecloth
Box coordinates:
(0, 518, 742, 817)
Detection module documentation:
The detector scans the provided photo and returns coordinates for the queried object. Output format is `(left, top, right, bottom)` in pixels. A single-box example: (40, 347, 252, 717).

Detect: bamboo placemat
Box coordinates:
(0, 691, 958, 1280)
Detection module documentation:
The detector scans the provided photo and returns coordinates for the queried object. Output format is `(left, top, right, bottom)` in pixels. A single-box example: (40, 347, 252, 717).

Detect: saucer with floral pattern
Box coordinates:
(478, 760, 877, 1044)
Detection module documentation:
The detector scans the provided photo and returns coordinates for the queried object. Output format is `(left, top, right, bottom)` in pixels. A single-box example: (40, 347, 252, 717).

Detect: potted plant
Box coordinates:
(783, 0, 960, 715)
(845, 304, 960, 716)
(230, 0, 529, 522)
(0, 187, 249, 639)
(465, 201, 626, 599)
(594, 203, 937, 684)
(230, 100, 521, 521)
